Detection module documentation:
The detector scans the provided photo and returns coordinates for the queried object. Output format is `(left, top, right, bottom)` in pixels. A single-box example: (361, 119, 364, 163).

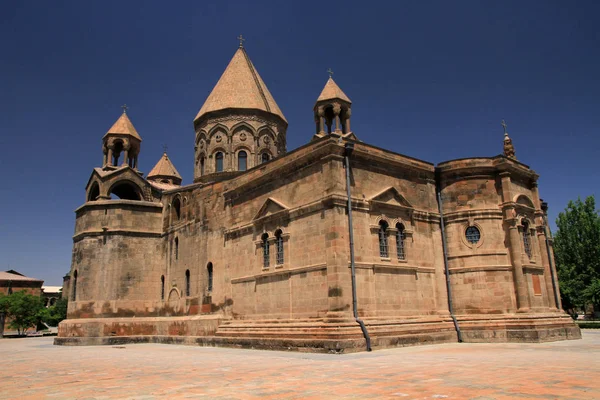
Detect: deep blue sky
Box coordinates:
(1, 1, 599, 285)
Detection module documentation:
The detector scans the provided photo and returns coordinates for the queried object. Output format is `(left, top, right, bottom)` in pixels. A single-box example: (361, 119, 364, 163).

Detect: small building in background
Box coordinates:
(0, 270, 44, 336)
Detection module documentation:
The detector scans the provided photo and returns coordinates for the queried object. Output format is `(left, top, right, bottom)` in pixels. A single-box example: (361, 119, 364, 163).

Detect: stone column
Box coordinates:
(500, 172, 530, 312)
(345, 108, 352, 134)
(507, 217, 530, 311)
(536, 225, 556, 309)
(102, 147, 108, 167)
(318, 106, 325, 135)
(107, 145, 114, 167)
(547, 235, 562, 309)
(122, 145, 130, 166)
(333, 103, 342, 133)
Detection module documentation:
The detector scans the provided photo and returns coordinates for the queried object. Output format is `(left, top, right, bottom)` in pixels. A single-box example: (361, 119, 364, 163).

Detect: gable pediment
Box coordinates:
(369, 187, 413, 209)
(253, 197, 289, 221)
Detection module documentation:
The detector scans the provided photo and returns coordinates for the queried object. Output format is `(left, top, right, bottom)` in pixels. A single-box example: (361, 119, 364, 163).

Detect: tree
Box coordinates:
(0, 294, 10, 337)
(554, 196, 600, 314)
(43, 297, 68, 327)
(1, 291, 44, 335)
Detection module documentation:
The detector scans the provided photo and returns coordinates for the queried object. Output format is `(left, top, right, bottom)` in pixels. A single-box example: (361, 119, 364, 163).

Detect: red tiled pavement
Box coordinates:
(1, 331, 598, 399)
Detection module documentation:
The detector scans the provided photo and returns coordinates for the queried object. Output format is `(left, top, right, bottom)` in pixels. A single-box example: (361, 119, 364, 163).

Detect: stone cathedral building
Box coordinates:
(56, 44, 579, 352)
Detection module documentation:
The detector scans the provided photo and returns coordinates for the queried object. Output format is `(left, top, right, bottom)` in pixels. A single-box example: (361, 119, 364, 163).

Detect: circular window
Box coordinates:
(465, 226, 481, 244)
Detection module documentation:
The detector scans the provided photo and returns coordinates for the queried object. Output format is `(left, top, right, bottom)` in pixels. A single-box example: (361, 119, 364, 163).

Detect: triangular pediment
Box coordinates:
(253, 198, 289, 221)
(370, 187, 413, 209)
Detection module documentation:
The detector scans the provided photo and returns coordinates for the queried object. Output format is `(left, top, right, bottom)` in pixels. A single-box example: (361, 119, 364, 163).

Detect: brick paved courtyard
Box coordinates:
(1, 331, 598, 399)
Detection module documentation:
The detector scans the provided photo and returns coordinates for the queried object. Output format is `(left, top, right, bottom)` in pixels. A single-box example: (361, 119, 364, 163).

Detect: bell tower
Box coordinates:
(102, 105, 142, 170)
(313, 71, 355, 140)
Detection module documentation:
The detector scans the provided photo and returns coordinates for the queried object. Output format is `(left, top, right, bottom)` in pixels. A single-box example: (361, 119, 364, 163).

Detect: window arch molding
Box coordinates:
(231, 121, 257, 138)
(207, 124, 229, 141)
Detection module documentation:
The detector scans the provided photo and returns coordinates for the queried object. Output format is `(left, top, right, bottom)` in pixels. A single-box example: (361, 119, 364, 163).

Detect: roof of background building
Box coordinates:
(0, 270, 43, 282)
(148, 152, 182, 180)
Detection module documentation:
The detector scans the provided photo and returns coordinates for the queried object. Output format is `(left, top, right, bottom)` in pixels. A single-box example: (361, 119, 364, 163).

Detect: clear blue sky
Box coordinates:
(1, 1, 599, 285)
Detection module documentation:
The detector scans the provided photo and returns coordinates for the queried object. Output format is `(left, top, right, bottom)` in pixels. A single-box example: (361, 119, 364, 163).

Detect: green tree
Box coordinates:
(2, 291, 44, 335)
(44, 297, 68, 326)
(554, 196, 600, 314)
(0, 294, 10, 337)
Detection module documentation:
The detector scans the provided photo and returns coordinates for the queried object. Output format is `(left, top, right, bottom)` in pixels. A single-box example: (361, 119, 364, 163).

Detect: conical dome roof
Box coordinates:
(316, 77, 351, 104)
(103, 112, 142, 141)
(148, 152, 182, 181)
(194, 48, 287, 123)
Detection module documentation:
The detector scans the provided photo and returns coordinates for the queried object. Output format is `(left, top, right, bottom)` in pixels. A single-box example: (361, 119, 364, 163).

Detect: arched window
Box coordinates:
(215, 152, 224, 172)
(238, 151, 247, 171)
(112, 141, 123, 165)
(109, 181, 141, 200)
(185, 269, 190, 296)
(261, 152, 270, 164)
(72, 270, 78, 301)
(275, 230, 284, 265)
(174, 237, 179, 260)
(379, 221, 389, 258)
(161, 275, 165, 300)
(522, 219, 532, 259)
(207, 263, 213, 292)
(172, 197, 181, 221)
(88, 182, 100, 202)
(200, 157, 205, 176)
(262, 233, 270, 268)
(396, 223, 406, 260)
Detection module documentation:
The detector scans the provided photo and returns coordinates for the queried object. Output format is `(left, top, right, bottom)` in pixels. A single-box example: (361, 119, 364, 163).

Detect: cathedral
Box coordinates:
(56, 43, 579, 352)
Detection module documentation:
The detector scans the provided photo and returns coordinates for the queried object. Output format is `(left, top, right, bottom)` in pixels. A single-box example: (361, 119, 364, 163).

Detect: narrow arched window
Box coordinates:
(379, 221, 389, 258)
(262, 233, 270, 268)
(261, 152, 270, 164)
(200, 157, 205, 176)
(238, 151, 247, 171)
(207, 263, 213, 292)
(161, 275, 165, 300)
(396, 223, 406, 260)
(215, 152, 224, 172)
(72, 270, 78, 301)
(275, 230, 284, 265)
(522, 219, 532, 259)
(174, 237, 179, 260)
(172, 197, 181, 221)
(185, 269, 190, 296)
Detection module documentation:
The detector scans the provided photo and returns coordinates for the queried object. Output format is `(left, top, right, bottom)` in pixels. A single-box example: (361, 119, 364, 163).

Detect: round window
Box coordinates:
(465, 226, 481, 244)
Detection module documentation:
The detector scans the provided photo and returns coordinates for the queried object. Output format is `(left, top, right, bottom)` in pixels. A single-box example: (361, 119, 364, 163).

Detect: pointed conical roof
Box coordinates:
(103, 112, 142, 141)
(316, 77, 351, 103)
(148, 152, 182, 180)
(194, 48, 287, 123)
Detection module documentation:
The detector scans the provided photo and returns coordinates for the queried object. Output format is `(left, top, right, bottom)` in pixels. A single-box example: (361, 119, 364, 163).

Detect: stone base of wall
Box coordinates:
(55, 313, 580, 353)
(457, 312, 581, 343)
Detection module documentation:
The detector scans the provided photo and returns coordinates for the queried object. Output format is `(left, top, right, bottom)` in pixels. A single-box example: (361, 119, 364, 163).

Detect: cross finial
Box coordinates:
(237, 34, 245, 48)
(163, 144, 168, 153)
(501, 119, 508, 135)
(121, 104, 128, 114)
(327, 68, 334, 78)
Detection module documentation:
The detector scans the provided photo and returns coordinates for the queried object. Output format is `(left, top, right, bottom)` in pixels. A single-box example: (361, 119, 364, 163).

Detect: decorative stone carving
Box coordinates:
(240, 132, 247, 141)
